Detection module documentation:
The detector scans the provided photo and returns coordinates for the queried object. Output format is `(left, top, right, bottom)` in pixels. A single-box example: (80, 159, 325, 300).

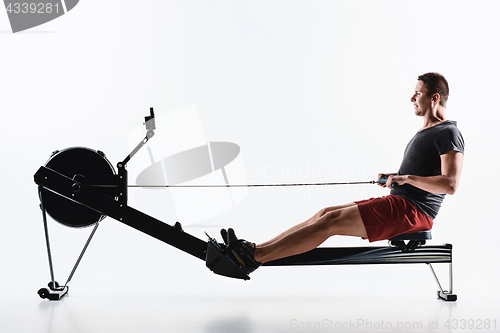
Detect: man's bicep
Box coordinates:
(440, 150, 464, 178)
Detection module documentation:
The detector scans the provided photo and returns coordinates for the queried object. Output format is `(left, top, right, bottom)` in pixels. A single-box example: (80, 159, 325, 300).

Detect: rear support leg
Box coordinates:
(38, 196, 69, 300)
(38, 191, 101, 300)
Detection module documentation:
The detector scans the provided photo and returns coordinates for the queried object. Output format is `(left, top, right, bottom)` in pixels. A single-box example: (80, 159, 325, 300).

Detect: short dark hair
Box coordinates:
(417, 72, 449, 107)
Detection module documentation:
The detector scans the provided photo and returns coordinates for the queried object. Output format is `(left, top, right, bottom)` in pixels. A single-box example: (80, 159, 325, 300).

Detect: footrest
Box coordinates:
(205, 235, 250, 280)
(38, 282, 69, 301)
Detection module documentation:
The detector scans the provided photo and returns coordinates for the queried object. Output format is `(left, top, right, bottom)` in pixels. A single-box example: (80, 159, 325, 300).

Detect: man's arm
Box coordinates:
(386, 150, 464, 195)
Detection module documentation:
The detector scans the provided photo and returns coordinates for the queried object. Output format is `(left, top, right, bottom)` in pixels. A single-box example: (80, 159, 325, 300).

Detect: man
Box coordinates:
(223, 72, 465, 273)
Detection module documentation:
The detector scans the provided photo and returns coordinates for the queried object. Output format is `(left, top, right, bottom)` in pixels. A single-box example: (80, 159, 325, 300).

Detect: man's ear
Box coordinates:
(431, 93, 441, 104)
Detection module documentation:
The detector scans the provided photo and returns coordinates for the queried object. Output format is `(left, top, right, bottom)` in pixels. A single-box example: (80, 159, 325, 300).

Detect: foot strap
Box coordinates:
(205, 235, 250, 280)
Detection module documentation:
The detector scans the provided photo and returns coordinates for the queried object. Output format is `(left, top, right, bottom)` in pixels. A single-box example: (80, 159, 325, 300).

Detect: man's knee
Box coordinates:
(316, 210, 343, 231)
(316, 208, 329, 218)
(316, 204, 346, 218)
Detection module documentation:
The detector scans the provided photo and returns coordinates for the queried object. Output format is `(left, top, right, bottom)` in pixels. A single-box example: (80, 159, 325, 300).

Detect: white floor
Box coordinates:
(2, 285, 499, 333)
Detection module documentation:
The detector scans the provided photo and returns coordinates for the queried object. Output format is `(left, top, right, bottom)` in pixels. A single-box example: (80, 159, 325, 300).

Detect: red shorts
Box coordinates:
(355, 195, 433, 242)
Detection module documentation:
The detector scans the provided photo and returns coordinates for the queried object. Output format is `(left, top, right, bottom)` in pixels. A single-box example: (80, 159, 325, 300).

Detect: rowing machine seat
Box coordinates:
(390, 230, 432, 241)
(389, 231, 431, 252)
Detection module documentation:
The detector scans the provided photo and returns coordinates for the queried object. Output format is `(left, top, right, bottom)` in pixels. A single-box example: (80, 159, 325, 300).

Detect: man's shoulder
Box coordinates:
(439, 120, 459, 129)
(435, 121, 465, 153)
(433, 120, 462, 136)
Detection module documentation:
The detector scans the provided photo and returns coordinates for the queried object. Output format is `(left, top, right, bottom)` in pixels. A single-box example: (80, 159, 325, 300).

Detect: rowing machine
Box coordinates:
(34, 108, 456, 301)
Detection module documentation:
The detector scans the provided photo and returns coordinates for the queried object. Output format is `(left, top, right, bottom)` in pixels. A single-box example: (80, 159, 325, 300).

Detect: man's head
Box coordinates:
(417, 72, 449, 107)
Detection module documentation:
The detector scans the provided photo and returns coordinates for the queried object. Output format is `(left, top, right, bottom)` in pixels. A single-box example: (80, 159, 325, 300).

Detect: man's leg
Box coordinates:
(253, 204, 367, 263)
(258, 203, 357, 247)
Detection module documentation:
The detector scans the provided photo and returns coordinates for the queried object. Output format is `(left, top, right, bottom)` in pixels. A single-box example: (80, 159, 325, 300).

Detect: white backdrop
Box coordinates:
(1, 0, 499, 312)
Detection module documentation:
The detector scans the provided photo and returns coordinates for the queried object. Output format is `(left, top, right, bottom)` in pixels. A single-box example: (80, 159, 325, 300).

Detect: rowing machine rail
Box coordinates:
(34, 108, 456, 302)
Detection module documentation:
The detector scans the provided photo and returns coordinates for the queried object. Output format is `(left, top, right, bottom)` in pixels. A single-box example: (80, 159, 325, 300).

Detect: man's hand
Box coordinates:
(377, 173, 398, 189)
(386, 175, 408, 189)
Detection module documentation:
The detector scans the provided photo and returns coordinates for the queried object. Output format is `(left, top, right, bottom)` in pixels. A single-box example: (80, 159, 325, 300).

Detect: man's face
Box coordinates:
(410, 80, 432, 116)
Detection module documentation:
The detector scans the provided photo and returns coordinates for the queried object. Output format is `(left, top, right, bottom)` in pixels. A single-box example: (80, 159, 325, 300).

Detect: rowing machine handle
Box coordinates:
(378, 177, 398, 189)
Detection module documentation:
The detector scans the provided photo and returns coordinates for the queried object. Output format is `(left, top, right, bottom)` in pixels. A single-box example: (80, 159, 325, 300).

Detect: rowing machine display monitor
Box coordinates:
(34, 108, 456, 302)
(145, 107, 156, 130)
